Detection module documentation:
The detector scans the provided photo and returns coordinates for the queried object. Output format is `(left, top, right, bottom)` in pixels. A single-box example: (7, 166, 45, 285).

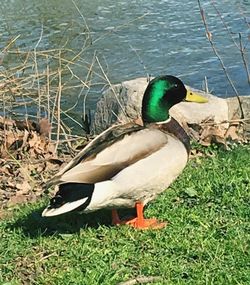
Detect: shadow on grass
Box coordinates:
(6, 205, 136, 238)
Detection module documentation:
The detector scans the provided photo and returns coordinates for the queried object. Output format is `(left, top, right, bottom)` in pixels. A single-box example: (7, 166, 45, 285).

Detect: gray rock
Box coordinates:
(170, 88, 228, 128)
(92, 77, 147, 134)
(92, 77, 250, 137)
(226, 96, 250, 138)
(226, 96, 250, 120)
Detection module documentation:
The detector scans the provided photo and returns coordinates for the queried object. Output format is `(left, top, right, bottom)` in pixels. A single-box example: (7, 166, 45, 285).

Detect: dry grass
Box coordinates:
(0, 6, 151, 210)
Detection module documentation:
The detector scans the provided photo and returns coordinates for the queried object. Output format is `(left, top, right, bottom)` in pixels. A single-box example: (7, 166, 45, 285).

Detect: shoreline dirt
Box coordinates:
(0, 117, 91, 212)
(0, 115, 248, 215)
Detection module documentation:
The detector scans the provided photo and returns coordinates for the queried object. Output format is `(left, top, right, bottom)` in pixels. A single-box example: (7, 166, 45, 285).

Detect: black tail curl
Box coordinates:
(48, 183, 94, 212)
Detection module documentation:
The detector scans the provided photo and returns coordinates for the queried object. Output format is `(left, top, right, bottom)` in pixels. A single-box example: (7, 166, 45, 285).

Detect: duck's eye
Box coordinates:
(173, 84, 178, 88)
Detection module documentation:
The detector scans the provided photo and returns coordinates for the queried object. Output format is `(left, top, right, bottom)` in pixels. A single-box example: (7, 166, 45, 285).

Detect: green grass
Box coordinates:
(0, 145, 249, 285)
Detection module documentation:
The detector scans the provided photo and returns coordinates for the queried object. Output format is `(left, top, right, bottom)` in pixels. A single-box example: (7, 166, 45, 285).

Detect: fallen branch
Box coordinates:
(117, 276, 162, 285)
(199, 117, 250, 127)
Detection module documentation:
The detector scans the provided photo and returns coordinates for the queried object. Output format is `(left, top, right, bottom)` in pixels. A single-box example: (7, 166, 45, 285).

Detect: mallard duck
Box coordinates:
(42, 75, 208, 229)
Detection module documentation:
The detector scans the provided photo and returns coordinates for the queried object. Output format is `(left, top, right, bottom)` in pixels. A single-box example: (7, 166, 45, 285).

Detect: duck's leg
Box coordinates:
(111, 209, 122, 225)
(126, 202, 167, 229)
(112, 202, 166, 229)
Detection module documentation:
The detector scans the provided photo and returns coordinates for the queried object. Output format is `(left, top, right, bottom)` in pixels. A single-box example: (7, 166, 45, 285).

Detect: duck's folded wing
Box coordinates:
(47, 123, 142, 187)
(47, 123, 168, 187)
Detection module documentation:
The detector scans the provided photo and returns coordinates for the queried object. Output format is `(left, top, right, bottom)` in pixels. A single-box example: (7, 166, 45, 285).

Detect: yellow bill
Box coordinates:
(185, 90, 208, 103)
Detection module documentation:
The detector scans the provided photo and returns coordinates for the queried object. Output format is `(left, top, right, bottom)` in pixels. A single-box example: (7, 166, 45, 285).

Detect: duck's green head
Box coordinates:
(141, 75, 208, 123)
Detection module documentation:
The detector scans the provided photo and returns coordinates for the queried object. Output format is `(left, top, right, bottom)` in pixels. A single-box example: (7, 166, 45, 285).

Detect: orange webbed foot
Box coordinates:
(123, 216, 167, 229)
(112, 202, 167, 230)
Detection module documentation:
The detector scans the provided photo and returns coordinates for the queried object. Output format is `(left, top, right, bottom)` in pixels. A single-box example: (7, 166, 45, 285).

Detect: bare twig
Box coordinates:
(197, 0, 244, 119)
(60, 109, 84, 129)
(93, 13, 150, 44)
(129, 44, 150, 81)
(239, 33, 250, 85)
(38, 252, 57, 263)
(210, 0, 239, 47)
(0, 9, 151, 147)
(46, 55, 51, 140)
(1, 35, 21, 54)
(54, 51, 62, 155)
(71, 0, 92, 46)
(210, 0, 250, 86)
(3, 93, 7, 151)
(203, 76, 209, 93)
(82, 52, 96, 120)
(95, 55, 129, 121)
(59, 122, 75, 156)
(34, 24, 44, 120)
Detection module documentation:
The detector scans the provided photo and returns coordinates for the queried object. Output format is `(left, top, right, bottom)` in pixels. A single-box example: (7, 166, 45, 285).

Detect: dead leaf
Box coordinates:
(184, 187, 198, 197)
(0, 166, 12, 176)
(187, 118, 247, 147)
(206, 31, 213, 41)
(38, 118, 51, 137)
(7, 194, 28, 206)
(20, 129, 30, 149)
(225, 124, 241, 141)
(190, 149, 205, 158)
(134, 116, 144, 126)
(47, 158, 64, 165)
(198, 125, 225, 146)
(7, 181, 16, 188)
(16, 181, 32, 194)
(35, 162, 47, 173)
(15, 119, 38, 132)
(0, 118, 89, 209)
(28, 132, 39, 148)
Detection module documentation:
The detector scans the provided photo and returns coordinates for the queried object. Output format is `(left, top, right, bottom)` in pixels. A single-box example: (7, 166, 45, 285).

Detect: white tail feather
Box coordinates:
(42, 197, 88, 217)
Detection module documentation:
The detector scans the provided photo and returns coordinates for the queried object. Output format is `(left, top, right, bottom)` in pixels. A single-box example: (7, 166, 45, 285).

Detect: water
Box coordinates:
(0, 0, 249, 118)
